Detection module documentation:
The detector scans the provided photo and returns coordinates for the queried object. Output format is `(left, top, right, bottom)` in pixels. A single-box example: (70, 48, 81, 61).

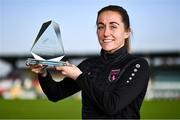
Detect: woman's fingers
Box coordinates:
(28, 64, 47, 74)
(55, 62, 82, 80)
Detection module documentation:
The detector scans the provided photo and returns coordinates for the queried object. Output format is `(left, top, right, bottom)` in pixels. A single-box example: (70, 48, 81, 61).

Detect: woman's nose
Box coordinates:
(104, 27, 111, 37)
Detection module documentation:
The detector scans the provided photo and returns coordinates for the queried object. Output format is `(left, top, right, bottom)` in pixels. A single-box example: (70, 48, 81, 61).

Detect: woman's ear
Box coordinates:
(124, 31, 130, 39)
(124, 28, 131, 39)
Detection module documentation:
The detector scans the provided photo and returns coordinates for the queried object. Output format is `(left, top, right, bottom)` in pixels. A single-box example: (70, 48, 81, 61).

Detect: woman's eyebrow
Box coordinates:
(110, 22, 120, 25)
(97, 22, 120, 25)
(97, 22, 104, 25)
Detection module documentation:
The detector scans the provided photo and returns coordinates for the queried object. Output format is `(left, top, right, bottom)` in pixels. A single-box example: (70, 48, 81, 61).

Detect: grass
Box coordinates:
(0, 98, 180, 119)
(141, 99, 180, 119)
(0, 98, 81, 119)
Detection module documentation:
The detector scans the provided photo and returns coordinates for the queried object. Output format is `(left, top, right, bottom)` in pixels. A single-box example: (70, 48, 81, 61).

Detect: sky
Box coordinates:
(0, 0, 180, 56)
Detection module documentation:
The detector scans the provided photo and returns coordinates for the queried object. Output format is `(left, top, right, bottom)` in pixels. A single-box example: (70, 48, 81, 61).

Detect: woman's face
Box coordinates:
(97, 11, 130, 53)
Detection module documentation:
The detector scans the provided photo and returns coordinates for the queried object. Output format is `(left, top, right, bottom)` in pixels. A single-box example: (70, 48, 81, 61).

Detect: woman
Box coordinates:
(30, 5, 149, 119)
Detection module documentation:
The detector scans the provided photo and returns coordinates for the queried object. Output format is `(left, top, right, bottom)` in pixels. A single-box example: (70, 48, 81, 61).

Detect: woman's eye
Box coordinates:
(111, 26, 117, 29)
(97, 26, 104, 30)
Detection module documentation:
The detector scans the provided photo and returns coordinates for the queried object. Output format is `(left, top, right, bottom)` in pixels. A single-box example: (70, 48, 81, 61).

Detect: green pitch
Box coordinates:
(0, 98, 180, 119)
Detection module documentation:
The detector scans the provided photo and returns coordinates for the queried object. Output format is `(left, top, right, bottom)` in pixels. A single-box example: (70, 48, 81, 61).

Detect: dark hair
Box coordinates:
(96, 5, 131, 51)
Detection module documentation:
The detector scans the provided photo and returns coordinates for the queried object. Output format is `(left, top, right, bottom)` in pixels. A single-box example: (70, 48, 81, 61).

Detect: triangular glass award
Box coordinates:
(26, 20, 66, 67)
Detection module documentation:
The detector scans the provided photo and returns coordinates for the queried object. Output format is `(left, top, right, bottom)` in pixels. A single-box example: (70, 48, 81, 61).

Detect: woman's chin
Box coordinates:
(103, 48, 115, 54)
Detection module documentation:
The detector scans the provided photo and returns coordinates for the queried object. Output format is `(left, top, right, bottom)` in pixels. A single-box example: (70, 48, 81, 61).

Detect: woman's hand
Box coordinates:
(28, 64, 47, 77)
(55, 62, 82, 80)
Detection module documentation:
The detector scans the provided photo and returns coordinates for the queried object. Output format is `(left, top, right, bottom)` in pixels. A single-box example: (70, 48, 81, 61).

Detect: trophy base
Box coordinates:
(26, 58, 66, 67)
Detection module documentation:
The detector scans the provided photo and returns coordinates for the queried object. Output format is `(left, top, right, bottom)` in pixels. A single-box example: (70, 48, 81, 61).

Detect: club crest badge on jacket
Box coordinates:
(108, 69, 120, 82)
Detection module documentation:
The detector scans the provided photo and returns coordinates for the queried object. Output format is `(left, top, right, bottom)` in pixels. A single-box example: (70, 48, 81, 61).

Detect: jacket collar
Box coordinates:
(100, 46, 129, 63)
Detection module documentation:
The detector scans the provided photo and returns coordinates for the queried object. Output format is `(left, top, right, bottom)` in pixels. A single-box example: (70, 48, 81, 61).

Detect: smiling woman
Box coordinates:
(28, 5, 150, 119)
(96, 6, 131, 53)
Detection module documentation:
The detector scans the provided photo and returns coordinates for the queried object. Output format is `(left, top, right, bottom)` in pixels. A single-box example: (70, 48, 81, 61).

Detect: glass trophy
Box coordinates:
(26, 20, 66, 67)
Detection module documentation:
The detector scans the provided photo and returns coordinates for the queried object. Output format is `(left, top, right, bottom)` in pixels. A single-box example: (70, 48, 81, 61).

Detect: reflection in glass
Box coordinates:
(26, 20, 66, 67)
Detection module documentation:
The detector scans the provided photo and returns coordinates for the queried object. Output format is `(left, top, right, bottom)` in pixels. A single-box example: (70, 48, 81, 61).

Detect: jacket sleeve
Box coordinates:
(75, 58, 149, 116)
(38, 71, 81, 102)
